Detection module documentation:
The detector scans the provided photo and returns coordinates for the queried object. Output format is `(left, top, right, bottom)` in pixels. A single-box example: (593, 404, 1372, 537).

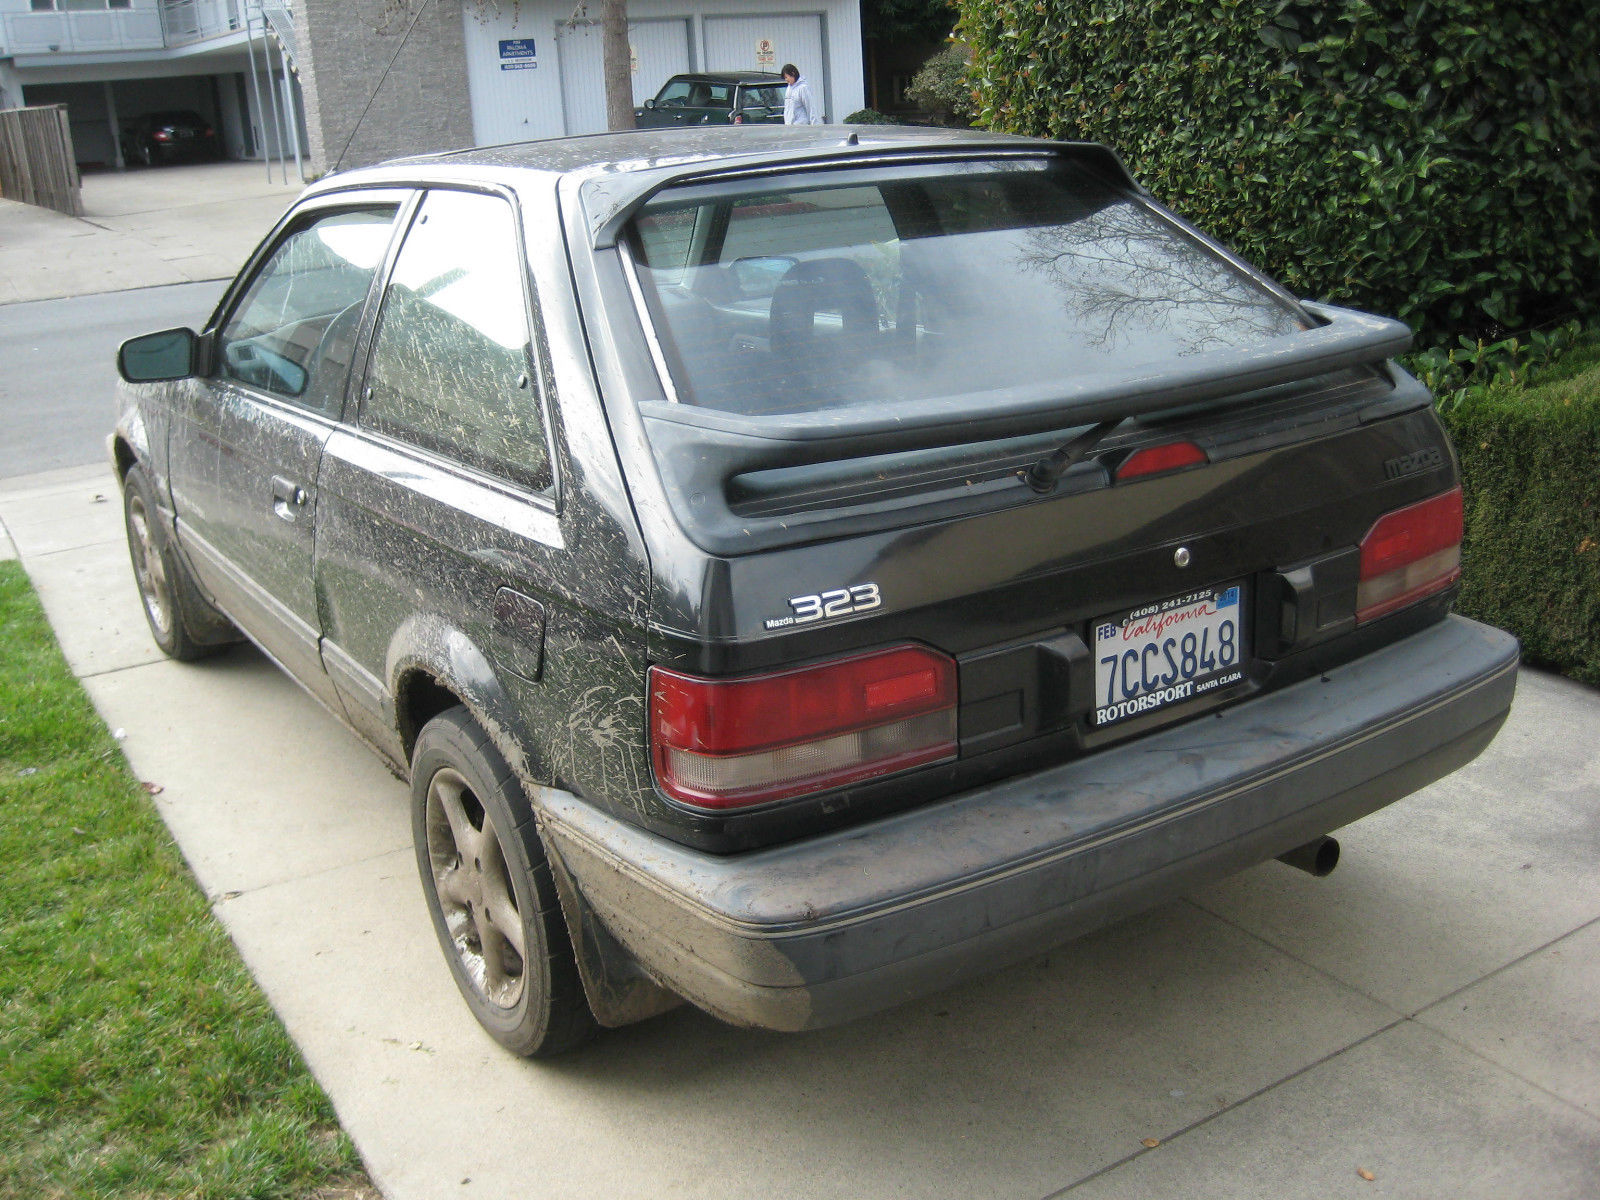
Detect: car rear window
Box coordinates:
(626, 159, 1304, 417)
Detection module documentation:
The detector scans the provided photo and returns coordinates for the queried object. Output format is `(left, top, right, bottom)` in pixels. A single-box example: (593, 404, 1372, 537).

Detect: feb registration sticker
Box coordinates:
(1093, 583, 1247, 726)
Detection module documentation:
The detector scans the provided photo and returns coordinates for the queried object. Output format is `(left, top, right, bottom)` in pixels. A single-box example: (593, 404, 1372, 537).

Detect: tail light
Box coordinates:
(650, 645, 958, 810)
(1116, 440, 1207, 481)
(1357, 486, 1463, 622)
(153, 130, 172, 142)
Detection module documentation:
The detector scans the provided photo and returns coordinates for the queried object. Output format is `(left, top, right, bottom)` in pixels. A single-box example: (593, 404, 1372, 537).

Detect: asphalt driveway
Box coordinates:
(1, 163, 1598, 1200)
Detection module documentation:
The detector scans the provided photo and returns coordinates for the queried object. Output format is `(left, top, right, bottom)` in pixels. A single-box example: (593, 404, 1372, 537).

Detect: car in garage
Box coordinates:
(634, 72, 788, 126)
(121, 110, 221, 165)
(113, 125, 1519, 1057)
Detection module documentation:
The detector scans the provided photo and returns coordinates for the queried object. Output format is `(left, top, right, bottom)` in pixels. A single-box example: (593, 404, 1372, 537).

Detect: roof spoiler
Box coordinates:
(581, 139, 1144, 249)
(635, 303, 1413, 549)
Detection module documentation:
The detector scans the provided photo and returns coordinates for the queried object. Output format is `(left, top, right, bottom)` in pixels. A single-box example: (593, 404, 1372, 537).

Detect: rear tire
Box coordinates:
(411, 707, 598, 1057)
(122, 464, 232, 661)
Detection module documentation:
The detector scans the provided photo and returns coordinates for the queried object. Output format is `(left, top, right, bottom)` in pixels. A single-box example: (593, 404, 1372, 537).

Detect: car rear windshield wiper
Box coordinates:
(1021, 418, 1124, 493)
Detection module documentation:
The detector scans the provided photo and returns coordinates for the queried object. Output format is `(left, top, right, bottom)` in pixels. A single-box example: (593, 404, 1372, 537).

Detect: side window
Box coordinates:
(362, 190, 551, 492)
(216, 205, 397, 410)
(655, 80, 693, 106)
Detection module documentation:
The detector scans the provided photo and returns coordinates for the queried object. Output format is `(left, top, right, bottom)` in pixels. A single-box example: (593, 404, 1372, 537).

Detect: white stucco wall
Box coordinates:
(461, 0, 863, 145)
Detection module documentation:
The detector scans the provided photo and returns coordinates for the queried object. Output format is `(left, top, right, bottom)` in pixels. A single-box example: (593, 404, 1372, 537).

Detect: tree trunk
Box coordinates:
(602, 0, 635, 131)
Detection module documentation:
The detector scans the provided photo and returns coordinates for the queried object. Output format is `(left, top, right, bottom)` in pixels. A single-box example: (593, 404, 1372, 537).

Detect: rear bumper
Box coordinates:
(537, 615, 1519, 1031)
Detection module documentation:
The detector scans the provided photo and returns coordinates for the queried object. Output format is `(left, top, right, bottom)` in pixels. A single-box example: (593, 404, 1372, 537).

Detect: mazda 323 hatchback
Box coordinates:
(114, 127, 1519, 1056)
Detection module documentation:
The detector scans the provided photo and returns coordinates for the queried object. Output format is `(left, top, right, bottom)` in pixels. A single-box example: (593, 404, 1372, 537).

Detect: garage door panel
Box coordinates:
(703, 14, 825, 120)
(558, 18, 691, 136)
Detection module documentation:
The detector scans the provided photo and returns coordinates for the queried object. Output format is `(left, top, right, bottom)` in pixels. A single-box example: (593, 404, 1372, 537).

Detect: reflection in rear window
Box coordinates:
(627, 160, 1303, 417)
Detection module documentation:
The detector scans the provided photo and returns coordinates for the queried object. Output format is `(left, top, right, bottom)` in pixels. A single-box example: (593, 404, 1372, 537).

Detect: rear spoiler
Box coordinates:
(580, 138, 1144, 249)
(642, 300, 1408, 458)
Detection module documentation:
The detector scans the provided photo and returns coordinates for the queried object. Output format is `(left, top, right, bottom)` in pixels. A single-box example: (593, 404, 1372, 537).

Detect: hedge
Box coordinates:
(1440, 348, 1600, 685)
(957, 0, 1600, 345)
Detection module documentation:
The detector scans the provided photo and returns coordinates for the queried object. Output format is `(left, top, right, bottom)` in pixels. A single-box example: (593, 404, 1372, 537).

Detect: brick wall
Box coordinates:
(296, 0, 475, 175)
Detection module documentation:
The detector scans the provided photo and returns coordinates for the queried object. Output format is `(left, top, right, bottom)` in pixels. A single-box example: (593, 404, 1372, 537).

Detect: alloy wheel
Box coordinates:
(424, 767, 527, 1009)
(126, 491, 173, 640)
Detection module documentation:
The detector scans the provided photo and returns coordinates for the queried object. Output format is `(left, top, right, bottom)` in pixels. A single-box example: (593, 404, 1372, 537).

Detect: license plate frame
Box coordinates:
(1092, 581, 1249, 727)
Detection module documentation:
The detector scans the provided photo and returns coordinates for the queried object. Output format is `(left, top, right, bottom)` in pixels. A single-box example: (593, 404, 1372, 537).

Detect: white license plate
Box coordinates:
(1093, 583, 1247, 726)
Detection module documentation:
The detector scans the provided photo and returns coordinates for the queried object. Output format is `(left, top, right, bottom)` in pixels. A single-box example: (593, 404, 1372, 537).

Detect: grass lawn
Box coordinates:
(0, 561, 375, 1200)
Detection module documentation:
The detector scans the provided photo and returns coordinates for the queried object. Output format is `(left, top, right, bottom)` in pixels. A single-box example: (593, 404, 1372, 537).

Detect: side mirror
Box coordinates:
(644, 98, 657, 110)
(118, 327, 198, 383)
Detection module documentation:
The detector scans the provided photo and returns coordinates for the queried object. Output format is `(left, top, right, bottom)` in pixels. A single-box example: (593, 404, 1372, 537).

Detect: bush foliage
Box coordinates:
(907, 44, 974, 125)
(1440, 339, 1600, 684)
(958, 0, 1600, 344)
(844, 108, 902, 125)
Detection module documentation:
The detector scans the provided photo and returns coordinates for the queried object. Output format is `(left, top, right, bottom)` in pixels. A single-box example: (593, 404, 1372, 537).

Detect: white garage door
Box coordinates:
(557, 18, 692, 136)
(703, 14, 826, 120)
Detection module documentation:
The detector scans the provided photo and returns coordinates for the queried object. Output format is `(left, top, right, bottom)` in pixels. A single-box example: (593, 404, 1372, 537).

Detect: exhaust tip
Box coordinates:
(1277, 835, 1340, 878)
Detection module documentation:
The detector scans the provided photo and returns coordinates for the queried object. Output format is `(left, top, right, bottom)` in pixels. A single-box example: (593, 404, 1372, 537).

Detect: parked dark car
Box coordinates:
(634, 72, 788, 126)
(121, 110, 221, 165)
(114, 126, 1519, 1057)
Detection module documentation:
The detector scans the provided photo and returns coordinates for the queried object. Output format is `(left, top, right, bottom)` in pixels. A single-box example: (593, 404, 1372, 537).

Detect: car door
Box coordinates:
(181, 196, 405, 705)
(315, 186, 562, 765)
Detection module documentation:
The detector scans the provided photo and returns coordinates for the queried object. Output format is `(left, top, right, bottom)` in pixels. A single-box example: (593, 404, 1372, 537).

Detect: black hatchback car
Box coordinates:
(634, 72, 788, 126)
(121, 110, 221, 165)
(114, 127, 1518, 1056)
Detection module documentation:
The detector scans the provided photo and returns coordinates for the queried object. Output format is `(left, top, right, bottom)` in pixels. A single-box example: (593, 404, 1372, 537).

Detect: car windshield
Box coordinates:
(654, 80, 733, 109)
(626, 159, 1305, 417)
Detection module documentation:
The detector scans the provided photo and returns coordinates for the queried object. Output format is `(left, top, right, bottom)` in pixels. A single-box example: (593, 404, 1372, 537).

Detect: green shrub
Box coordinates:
(957, 0, 1600, 345)
(1441, 346, 1600, 684)
(1409, 320, 1587, 410)
(844, 108, 901, 125)
(906, 44, 973, 125)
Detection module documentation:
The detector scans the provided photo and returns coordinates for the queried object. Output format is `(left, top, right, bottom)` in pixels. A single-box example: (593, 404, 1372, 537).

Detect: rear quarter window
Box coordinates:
(362, 189, 552, 492)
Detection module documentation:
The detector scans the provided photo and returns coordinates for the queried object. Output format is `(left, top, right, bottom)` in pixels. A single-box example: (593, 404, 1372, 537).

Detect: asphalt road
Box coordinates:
(0, 280, 225, 479)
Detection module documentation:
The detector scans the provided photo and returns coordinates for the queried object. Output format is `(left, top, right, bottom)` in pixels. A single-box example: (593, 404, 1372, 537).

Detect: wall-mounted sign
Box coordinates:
(755, 38, 776, 70)
(499, 38, 538, 71)
(630, 45, 639, 74)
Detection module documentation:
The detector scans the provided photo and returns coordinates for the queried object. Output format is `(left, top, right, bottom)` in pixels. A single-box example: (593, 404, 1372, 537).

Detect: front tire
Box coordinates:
(122, 464, 231, 661)
(411, 707, 597, 1057)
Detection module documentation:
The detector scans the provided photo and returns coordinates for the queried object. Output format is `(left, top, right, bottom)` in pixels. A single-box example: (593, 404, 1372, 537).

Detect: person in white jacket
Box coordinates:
(781, 64, 823, 124)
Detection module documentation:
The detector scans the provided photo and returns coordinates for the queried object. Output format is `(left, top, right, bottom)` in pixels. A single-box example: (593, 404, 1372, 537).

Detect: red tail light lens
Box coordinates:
(1357, 486, 1463, 622)
(1116, 441, 1207, 481)
(153, 130, 172, 142)
(649, 645, 958, 810)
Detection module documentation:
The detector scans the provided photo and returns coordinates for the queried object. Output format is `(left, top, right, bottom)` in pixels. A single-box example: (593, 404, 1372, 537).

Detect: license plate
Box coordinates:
(1093, 583, 1247, 726)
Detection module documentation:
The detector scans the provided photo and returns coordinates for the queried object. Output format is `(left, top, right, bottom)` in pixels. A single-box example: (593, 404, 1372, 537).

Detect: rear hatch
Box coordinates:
(573, 140, 1462, 848)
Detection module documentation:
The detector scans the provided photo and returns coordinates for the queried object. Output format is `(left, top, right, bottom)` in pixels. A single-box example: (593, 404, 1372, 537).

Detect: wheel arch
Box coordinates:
(386, 616, 550, 810)
(111, 434, 138, 480)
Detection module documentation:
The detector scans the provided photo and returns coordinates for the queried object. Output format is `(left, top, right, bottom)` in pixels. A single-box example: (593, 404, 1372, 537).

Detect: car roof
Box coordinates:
(307, 126, 1142, 248)
(658, 71, 787, 85)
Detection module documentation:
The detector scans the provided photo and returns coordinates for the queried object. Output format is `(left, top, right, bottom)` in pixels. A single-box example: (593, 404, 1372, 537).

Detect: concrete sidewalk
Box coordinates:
(0, 161, 301, 304)
(3, 462, 1598, 1200)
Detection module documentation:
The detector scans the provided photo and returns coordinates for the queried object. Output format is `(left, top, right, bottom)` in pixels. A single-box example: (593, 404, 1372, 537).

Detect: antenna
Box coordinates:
(333, 0, 436, 174)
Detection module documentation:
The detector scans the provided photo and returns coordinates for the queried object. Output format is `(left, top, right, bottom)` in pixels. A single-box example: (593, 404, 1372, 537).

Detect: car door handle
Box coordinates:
(271, 474, 308, 522)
